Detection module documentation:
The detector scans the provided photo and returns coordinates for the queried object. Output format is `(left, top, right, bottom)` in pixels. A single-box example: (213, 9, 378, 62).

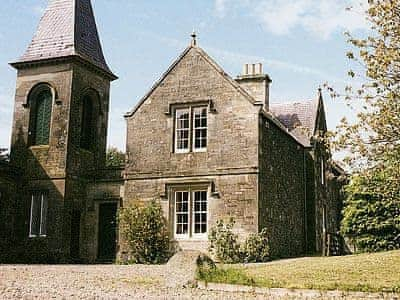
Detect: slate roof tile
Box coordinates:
(13, 0, 114, 77)
(270, 99, 319, 146)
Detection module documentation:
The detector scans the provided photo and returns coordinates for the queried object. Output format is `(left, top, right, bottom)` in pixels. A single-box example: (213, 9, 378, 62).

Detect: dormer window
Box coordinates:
(174, 106, 208, 153)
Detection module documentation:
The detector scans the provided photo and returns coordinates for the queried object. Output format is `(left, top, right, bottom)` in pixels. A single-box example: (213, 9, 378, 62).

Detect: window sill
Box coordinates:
(173, 150, 207, 154)
(174, 235, 208, 241)
(29, 235, 47, 239)
(193, 148, 207, 153)
(29, 145, 50, 150)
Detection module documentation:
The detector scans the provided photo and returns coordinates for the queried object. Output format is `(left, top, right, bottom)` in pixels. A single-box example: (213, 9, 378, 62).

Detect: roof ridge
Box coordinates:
(270, 99, 315, 106)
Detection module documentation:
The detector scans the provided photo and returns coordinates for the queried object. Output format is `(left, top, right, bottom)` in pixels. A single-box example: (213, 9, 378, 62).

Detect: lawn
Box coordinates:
(197, 250, 400, 293)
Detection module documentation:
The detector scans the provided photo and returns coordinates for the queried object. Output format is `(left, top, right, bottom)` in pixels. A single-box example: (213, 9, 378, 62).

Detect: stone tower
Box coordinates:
(9, 0, 116, 262)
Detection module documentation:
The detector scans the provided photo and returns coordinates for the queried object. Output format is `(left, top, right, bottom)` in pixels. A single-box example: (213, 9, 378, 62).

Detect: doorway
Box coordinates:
(97, 203, 118, 261)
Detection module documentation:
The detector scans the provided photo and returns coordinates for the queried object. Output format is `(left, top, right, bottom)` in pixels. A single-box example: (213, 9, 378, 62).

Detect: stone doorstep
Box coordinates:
(197, 281, 400, 300)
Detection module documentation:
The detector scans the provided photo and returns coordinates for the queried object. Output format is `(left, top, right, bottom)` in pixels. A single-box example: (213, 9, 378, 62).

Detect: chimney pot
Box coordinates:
(236, 63, 271, 110)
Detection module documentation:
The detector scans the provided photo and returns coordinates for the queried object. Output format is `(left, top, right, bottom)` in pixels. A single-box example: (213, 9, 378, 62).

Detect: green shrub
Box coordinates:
(341, 175, 400, 252)
(209, 219, 270, 263)
(118, 200, 170, 264)
(241, 228, 270, 263)
(208, 218, 242, 263)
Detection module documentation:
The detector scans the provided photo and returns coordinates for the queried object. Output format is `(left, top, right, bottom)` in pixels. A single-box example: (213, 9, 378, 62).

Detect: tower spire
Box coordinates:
(11, 0, 116, 79)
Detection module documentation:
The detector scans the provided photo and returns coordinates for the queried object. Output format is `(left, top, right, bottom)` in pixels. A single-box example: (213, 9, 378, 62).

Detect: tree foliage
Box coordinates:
(328, 1, 400, 252)
(118, 200, 170, 264)
(106, 147, 125, 168)
(341, 173, 400, 252)
(0, 148, 9, 162)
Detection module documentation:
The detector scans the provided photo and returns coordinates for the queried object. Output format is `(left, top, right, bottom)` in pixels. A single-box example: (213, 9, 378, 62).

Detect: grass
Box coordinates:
(197, 250, 400, 293)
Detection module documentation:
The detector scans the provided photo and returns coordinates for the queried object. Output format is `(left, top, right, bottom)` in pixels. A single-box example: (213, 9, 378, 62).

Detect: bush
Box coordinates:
(241, 229, 270, 263)
(118, 200, 170, 264)
(209, 219, 270, 263)
(208, 219, 242, 263)
(341, 175, 400, 252)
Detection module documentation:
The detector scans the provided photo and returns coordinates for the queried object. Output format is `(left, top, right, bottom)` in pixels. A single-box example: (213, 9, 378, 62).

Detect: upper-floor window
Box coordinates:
(29, 88, 53, 146)
(321, 159, 325, 185)
(80, 94, 95, 151)
(175, 106, 208, 153)
(29, 191, 48, 238)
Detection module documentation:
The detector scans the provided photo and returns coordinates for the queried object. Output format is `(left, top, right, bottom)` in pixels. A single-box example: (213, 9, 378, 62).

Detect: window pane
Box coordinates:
(80, 96, 94, 150)
(193, 107, 207, 150)
(175, 191, 189, 236)
(34, 90, 52, 145)
(30, 194, 41, 236)
(193, 191, 207, 234)
(175, 109, 190, 151)
(40, 193, 48, 236)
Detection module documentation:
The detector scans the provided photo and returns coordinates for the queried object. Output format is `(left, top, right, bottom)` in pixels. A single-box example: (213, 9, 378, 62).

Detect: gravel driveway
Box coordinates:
(0, 264, 266, 299)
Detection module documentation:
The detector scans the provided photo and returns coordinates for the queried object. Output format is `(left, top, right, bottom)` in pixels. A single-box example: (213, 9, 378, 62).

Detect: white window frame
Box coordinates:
(175, 108, 191, 154)
(174, 106, 208, 153)
(173, 187, 208, 240)
(191, 189, 208, 239)
(174, 190, 190, 239)
(192, 107, 208, 153)
(29, 192, 48, 238)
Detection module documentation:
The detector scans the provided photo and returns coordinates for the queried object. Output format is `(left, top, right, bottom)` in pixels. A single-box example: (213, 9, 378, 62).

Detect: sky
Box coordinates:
(0, 0, 368, 151)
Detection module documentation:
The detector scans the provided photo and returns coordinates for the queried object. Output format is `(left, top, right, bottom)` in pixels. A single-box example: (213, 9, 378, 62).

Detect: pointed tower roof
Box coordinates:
(11, 0, 116, 79)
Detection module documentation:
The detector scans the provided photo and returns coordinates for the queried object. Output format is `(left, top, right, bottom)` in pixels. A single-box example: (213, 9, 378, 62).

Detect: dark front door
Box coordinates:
(70, 210, 81, 261)
(98, 203, 117, 261)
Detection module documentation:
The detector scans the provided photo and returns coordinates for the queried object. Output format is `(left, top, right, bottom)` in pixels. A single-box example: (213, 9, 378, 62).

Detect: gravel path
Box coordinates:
(0, 265, 267, 299)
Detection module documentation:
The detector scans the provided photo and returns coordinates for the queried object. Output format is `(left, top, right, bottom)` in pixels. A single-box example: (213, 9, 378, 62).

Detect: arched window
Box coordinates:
(29, 87, 53, 146)
(80, 95, 95, 150)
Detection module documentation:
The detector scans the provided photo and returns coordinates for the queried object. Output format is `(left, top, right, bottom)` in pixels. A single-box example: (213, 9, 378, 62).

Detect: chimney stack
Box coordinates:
(236, 63, 271, 110)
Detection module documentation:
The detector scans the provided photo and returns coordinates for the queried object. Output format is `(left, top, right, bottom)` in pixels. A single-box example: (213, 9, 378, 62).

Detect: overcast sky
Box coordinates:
(0, 0, 368, 151)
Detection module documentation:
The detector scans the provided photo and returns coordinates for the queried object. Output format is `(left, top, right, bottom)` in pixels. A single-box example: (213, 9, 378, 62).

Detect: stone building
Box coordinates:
(0, 0, 344, 263)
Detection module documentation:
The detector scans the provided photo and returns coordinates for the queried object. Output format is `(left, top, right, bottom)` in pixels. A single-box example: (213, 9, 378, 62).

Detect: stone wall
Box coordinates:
(82, 167, 124, 263)
(9, 60, 112, 263)
(259, 116, 306, 257)
(123, 46, 261, 257)
(122, 174, 258, 257)
(0, 162, 20, 262)
(125, 47, 260, 178)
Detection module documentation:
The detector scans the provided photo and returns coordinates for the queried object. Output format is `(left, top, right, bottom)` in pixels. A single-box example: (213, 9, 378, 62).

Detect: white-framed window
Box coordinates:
(193, 107, 208, 152)
(174, 188, 208, 239)
(174, 106, 208, 153)
(29, 191, 48, 238)
(193, 190, 207, 235)
(175, 108, 190, 153)
(175, 191, 190, 237)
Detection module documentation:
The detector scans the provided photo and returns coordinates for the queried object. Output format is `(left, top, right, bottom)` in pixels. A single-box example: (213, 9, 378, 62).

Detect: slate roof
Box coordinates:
(12, 0, 115, 78)
(270, 99, 319, 146)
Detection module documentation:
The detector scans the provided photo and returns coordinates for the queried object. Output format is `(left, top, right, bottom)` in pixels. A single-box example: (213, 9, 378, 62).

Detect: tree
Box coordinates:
(0, 148, 9, 162)
(328, 1, 400, 252)
(105, 147, 125, 168)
